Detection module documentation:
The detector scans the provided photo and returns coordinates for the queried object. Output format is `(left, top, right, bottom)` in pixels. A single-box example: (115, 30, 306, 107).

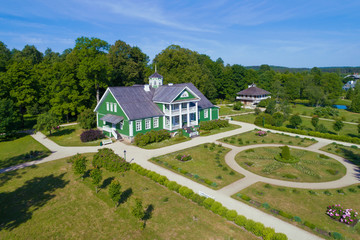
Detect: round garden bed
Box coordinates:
(235, 147, 346, 182)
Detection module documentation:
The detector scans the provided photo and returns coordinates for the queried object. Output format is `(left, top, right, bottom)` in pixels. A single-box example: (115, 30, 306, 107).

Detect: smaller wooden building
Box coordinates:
(236, 84, 270, 107)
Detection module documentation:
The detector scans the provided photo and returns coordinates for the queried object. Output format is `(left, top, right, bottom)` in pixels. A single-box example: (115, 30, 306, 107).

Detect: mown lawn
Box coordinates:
(151, 143, 244, 189)
(140, 136, 191, 149)
(235, 147, 346, 182)
(232, 114, 257, 123)
(44, 124, 103, 146)
(219, 105, 253, 116)
(320, 143, 360, 167)
(199, 123, 241, 136)
(0, 154, 257, 240)
(219, 130, 316, 147)
(233, 182, 360, 240)
(0, 134, 51, 168)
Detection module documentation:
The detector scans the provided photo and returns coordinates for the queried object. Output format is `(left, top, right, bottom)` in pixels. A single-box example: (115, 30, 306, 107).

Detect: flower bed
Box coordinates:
(176, 154, 192, 162)
(326, 204, 358, 226)
(255, 130, 267, 137)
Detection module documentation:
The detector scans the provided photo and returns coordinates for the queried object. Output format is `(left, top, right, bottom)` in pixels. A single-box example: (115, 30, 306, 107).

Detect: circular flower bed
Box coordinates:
(176, 154, 192, 162)
(326, 204, 358, 226)
(255, 130, 267, 137)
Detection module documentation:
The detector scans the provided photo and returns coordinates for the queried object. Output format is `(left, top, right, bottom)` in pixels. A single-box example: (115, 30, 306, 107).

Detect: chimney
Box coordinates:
(144, 84, 150, 91)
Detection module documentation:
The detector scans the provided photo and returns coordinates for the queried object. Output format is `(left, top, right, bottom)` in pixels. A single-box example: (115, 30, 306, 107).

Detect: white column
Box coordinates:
(210, 108, 212, 120)
(187, 102, 190, 127)
(179, 103, 182, 128)
(163, 104, 166, 129)
(129, 121, 133, 137)
(169, 104, 172, 131)
(195, 102, 199, 125)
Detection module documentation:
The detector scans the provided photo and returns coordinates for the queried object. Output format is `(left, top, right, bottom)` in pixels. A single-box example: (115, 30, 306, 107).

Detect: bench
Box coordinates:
(102, 139, 113, 145)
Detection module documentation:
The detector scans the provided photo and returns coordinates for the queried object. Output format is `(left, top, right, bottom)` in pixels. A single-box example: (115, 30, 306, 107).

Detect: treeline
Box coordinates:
(0, 37, 346, 127)
(246, 65, 360, 75)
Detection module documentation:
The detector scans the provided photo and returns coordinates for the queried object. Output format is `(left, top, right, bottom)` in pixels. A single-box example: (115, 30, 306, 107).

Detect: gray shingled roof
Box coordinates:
(108, 83, 215, 120)
(100, 114, 124, 124)
(149, 72, 163, 79)
(109, 86, 163, 120)
(237, 86, 270, 96)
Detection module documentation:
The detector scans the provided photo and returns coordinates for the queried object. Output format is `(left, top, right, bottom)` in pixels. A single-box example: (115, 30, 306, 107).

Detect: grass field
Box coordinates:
(219, 105, 254, 116)
(321, 143, 360, 167)
(44, 124, 103, 146)
(0, 134, 51, 168)
(219, 130, 316, 147)
(0, 154, 257, 240)
(235, 147, 346, 182)
(139, 136, 191, 149)
(151, 143, 244, 189)
(233, 182, 360, 240)
(232, 114, 257, 123)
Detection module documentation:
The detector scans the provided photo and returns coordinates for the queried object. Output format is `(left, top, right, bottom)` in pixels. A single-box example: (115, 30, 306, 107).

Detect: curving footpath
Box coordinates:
(1, 120, 360, 240)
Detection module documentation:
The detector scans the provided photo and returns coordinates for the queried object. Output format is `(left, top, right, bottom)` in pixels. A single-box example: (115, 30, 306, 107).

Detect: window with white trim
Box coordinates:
(145, 118, 151, 129)
(204, 109, 209, 118)
(106, 102, 109, 111)
(119, 121, 123, 130)
(153, 117, 159, 128)
(114, 103, 117, 112)
(110, 102, 113, 112)
(136, 120, 142, 131)
(180, 91, 189, 98)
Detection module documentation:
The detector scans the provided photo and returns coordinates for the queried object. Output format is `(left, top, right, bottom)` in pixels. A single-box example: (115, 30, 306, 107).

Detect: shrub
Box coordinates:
(304, 221, 316, 230)
(262, 227, 275, 240)
(166, 181, 181, 192)
(210, 201, 222, 213)
(331, 232, 343, 240)
(319, 154, 330, 159)
(225, 210, 237, 221)
(200, 119, 229, 131)
(179, 186, 194, 199)
(203, 198, 215, 209)
(293, 216, 302, 223)
(272, 232, 288, 240)
(68, 153, 84, 164)
(240, 194, 251, 201)
(217, 206, 228, 217)
(244, 219, 256, 232)
(135, 129, 171, 146)
(234, 215, 247, 226)
(233, 101, 243, 110)
(93, 148, 130, 172)
(279, 210, 293, 219)
(253, 222, 265, 236)
(280, 146, 290, 160)
(191, 194, 206, 206)
(262, 202, 270, 209)
(78, 108, 96, 129)
(80, 129, 104, 142)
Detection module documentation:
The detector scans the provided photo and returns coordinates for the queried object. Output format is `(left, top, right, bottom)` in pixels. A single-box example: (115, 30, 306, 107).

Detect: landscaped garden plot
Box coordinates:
(0, 155, 257, 240)
(232, 114, 257, 124)
(321, 143, 360, 167)
(219, 130, 316, 147)
(199, 123, 241, 136)
(0, 134, 51, 168)
(151, 143, 244, 189)
(139, 135, 191, 149)
(235, 147, 346, 182)
(232, 182, 360, 240)
(44, 124, 103, 146)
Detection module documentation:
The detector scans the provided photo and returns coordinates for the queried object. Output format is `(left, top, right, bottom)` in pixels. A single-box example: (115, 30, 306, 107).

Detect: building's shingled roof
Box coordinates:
(100, 114, 124, 124)
(109, 86, 163, 120)
(237, 86, 270, 96)
(149, 72, 163, 79)
(108, 82, 215, 120)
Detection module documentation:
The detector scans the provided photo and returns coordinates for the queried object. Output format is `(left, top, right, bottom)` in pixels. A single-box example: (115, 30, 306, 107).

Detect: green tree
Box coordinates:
(73, 155, 87, 179)
(265, 100, 276, 115)
(77, 108, 96, 129)
(311, 116, 319, 128)
(108, 180, 122, 208)
(280, 146, 291, 160)
(34, 112, 60, 135)
(90, 167, 102, 193)
(0, 99, 21, 137)
(272, 112, 284, 127)
(0, 41, 11, 72)
(289, 115, 302, 129)
(315, 123, 327, 133)
(233, 101, 243, 110)
(358, 123, 360, 135)
(132, 198, 145, 228)
(333, 120, 344, 134)
(350, 92, 360, 113)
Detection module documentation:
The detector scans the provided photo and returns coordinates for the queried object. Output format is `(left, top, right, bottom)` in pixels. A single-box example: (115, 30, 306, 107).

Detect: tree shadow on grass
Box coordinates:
(119, 188, 133, 204)
(50, 128, 75, 137)
(0, 173, 69, 230)
(101, 177, 114, 189)
(340, 148, 360, 181)
(142, 204, 154, 229)
(0, 151, 51, 169)
(0, 165, 37, 188)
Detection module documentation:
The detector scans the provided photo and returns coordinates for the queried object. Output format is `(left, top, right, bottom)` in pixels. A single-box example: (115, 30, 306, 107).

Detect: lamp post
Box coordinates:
(124, 150, 126, 161)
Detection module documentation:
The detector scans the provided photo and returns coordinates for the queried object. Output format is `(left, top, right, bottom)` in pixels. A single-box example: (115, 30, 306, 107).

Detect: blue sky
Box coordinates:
(1, 0, 359, 68)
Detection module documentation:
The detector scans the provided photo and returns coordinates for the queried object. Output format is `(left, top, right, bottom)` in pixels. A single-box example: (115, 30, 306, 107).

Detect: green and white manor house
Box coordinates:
(94, 72, 219, 142)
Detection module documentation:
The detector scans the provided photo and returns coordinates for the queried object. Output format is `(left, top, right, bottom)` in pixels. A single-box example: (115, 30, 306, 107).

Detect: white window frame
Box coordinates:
(110, 102, 113, 112)
(204, 109, 209, 118)
(136, 120, 142, 131)
(145, 118, 151, 130)
(114, 103, 117, 112)
(153, 117, 159, 128)
(106, 102, 109, 111)
(119, 121, 123, 130)
(180, 91, 189, 98)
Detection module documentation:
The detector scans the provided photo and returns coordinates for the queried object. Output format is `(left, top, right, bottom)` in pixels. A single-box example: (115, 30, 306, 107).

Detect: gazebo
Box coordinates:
(236, 83, 271, 107)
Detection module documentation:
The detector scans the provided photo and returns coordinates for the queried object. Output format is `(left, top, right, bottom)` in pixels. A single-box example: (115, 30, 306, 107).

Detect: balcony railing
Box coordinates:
(236, 96, 269, 101)
(164, 106, 197, 115)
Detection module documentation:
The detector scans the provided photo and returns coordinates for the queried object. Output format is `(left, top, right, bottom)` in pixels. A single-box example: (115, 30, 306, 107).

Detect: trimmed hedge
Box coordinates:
(129, 162, 288, 240)
(200, 119, 229, 131)
(92, 148, 129, 172)
(134, 129, 171, 147)
(263, 124, 360, 144)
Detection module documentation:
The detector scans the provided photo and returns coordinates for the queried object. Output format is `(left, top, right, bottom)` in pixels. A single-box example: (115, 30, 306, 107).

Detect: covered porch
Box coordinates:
(100, 114, 123, 139)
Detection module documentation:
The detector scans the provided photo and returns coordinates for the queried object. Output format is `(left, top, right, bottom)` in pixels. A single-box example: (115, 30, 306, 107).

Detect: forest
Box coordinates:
(0, 37, 358, 132)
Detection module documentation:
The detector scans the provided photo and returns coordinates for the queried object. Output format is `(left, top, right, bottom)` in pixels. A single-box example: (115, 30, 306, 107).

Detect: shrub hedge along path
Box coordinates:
(1, 120, 360, 240)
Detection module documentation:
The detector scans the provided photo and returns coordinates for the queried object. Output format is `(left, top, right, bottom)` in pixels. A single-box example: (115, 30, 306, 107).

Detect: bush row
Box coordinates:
(200, 119, 230, 131)
(263, 124, 360, 144)
(80, 129, 104, 142)
(92, 148, 130, 172)
(130, 162, 288, 240)
(235, 192, 342, 239)
(134, 129, 171, 147)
